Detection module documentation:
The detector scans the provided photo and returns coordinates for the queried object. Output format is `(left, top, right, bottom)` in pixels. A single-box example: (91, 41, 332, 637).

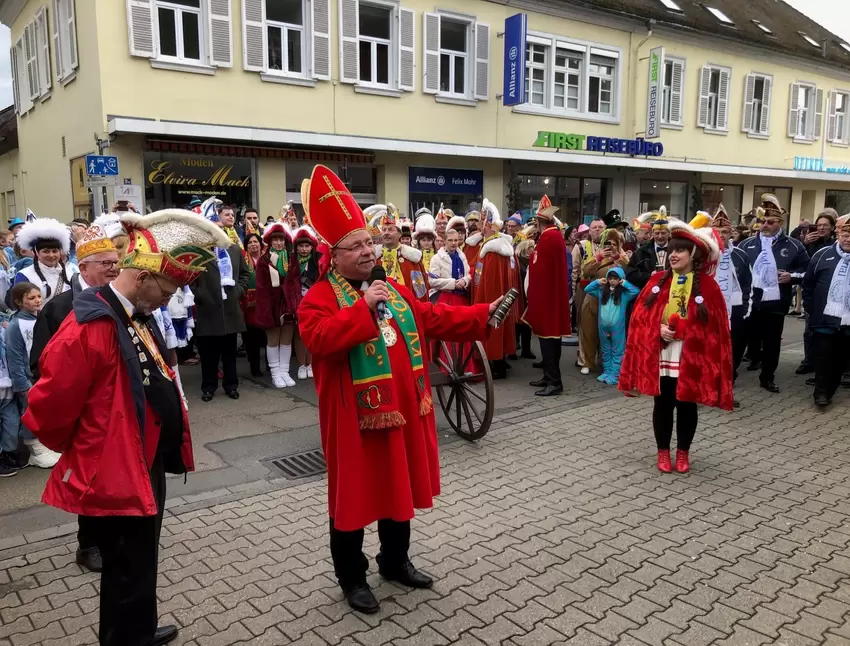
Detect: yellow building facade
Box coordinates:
(2, 0, 850, 226)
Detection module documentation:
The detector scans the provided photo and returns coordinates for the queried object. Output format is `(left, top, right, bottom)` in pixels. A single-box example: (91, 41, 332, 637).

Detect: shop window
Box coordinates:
(661, 57, 684, 126)
(423, 11, 489, 102)
(827, 90, 850, 145)
(639, 180, 688, 219)
(742, 72, 772, 136)
(267, 0, 305, 75)
(700, 184, 742, 218)
(698, 65, 730, 132)
(825, 190, 850, 215)
(788, 82, 823, 141)
(286, 161, 377, 207)
(517, 174, 606, 226)
(513, 33, 620, 122)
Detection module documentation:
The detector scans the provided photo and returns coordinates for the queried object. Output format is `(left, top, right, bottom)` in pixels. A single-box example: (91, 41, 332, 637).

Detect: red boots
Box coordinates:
(657, 449, 690, 473)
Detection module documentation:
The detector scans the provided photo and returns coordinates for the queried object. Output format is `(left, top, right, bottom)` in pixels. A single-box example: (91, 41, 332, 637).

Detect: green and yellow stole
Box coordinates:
(328, 269, 432, 430)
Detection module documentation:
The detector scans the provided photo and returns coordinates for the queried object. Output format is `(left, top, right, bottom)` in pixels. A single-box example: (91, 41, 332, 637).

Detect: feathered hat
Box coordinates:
(651, 206, 670, 230)
(668, 218, 721, 268)
(119, 210, 232, 286)
(93, 213, 127, 240)
(447, 215, 466, 233)
(481, 199, 502, 230)
(263, 221, 292, 245)
(413, 214, 436, 240)
(17, 218, 72, 254)
(632, 211, 654, 231)
(465, 208, 481, 222)
(293, 225, 319, 247)
(536, 194, 559, 221)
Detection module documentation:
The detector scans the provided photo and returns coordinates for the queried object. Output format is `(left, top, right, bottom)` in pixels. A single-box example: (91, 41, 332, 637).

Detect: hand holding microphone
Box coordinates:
(366, 266, 390, 318)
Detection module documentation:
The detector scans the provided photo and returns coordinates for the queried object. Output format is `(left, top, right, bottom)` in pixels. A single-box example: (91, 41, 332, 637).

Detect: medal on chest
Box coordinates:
(380, 320, 398, 347)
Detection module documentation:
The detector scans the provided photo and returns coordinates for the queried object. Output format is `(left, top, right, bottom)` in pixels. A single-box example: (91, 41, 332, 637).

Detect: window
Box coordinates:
(512, 34, 620, 121)
(423, 12, 489, 101)
(12, 15, 49, 114)
(267, 0, 304, 75)
(799, 32, 820, 48)
(752, 186, 792, 231)
(639, 180, 688, 219)
(704, 6, 733, 25)
(658, 0, 682, 11)
(52, 0, 79, 84)
(742, 72, 772, 136)
(700, 184, 743, 217)
(517, 174, 608, 226)
(127, 0, 232, 70)
(788, 82, 823, 141)
(339, 0, 415, 92)
(34, 7, 52, 99)
(828, 90, 850, 144)
(697, 65, 730, 132)
(661, 58, 684, 126)
(752, 20, 773, 36)
(825, 190, 850, 215)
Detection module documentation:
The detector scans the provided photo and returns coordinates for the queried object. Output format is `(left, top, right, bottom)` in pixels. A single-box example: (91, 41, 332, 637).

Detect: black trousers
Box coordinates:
(329, 518, 410, 589)
(515, 323, 532, 356)
(539, 337, 562, 385)
(731, 316, 748, 382)
(196, 333, 238, 394)
(243, 325, 266, 372)
(748, 309, 785, 384)
(801, 316, 814, 368)
(78, 515, 96, 550)
(653, 377, 698, 451)
(90, 453, 166, 646)
(813, 331, 850, 400)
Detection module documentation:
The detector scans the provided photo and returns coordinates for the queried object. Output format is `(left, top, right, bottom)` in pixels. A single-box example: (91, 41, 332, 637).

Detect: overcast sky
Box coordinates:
(0, 1, 847, 109)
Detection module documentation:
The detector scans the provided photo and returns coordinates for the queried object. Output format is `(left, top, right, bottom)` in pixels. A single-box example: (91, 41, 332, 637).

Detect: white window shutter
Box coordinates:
(670, 60, 684, 125)
(207, 0, 232, 67)
(827, 90, 837, 142)
(51, 0, 63, 80)
(312, 0, 331, 80)
(742, 73, 755, 132)
(398, 7, 415, 92)
(126, 0, 155, 58)
(697, 65, 710, 128)
(788, 82, 800, 138)
(10, 45, 19, 115)
(813, 87, 824, 139)
(66, 0, 78, 71)
(716, 68, 730, 130)
(759, 75, 771, 135)
(338, 0, 359, 84)
(473, 22, 490, 100)
(24, 24, 40, 102)
(241, 0, 265, 72)
(423, 12, 440, 94)
(35, 8, 51, 96)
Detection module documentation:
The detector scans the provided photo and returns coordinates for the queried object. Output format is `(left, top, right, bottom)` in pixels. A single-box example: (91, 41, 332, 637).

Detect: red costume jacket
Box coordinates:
(471, 233, 519, 359)
(24, 290, 194, 517)
(618, 271, 734, 410)
(375, 244, 430, 302)
(298, 278, 489, 531)
(255, 251, 302, 328)
(522, 226, 571, 338)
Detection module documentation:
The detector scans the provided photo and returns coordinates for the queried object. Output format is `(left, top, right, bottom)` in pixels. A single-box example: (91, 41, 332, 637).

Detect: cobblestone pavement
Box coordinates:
(2, 335, 850, 645)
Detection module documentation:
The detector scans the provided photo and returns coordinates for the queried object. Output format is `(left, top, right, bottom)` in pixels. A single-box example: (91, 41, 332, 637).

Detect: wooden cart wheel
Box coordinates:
(434, 340, 494, 441)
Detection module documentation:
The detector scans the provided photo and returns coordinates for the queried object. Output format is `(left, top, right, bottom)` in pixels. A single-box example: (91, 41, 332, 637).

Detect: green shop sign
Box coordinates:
(533, 131, 664, 157)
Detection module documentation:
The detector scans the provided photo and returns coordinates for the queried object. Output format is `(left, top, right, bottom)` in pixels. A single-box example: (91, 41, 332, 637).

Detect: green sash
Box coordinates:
(328, 269, 432, 430)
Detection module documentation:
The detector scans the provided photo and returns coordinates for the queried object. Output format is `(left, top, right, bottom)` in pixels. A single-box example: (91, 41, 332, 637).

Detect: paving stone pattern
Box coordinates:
(1, 348, 850, 645)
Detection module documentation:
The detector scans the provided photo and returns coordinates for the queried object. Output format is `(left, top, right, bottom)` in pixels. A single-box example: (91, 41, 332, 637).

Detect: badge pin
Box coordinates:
(139, 352, 147, 362)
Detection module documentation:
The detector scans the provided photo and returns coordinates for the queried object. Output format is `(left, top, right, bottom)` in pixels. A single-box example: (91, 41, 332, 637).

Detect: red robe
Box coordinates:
(618, 271, 734, 410)
(298, 278, 490, 531)
(463, 236, 482, 302)
(376, 244, 431, 302)
(471, 234, 519, 360)
(522, 225, 571, 338)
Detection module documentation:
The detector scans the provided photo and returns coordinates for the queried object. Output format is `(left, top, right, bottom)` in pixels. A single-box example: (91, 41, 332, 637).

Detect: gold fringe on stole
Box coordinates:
(359, 411, 406, 430)
(419, 394, 433, 417)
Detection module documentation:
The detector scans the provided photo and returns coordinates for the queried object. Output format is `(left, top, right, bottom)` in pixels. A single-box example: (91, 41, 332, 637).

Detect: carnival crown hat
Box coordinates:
(303, 165, 367, 248)
(481, 198, 502, 229)
(413, 214, 436, 239)
(414, 207, 433, 219)
(263, 221, 292, 245)
(435, 205, 449, 222)
(465, 208, 481, 222)
(447, 215, 466, 233)
(119, 209, 231, 287)
(668, 218, 721, 265)
(17, 218, 71, 254)
(76, 224, 118, 262)
(293, 224, 319, 247)
(536, 194, 560, 221)
(633, 212, 654, 231)
(710, 204, 734, 229)
(760, 193, 782, 211)
(651, 206, 670, 230)
(93, 213, 127, 240)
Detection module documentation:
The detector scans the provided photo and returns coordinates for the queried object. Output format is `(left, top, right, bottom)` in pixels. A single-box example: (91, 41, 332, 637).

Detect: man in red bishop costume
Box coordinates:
(470, 198, 520, 380)
(523, 195, 571, 396)
(298, 165, 503, 614)
(23, 210, 231, 646)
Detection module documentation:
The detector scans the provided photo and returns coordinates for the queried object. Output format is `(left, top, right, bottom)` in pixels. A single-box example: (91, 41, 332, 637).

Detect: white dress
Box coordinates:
(15, 263, 77, 304)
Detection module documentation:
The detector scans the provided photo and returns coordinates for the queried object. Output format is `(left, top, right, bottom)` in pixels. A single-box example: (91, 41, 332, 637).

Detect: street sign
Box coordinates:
(86, 175, 121, 188)
(112, 184, 142, 204)
(85, 155, 119, 176)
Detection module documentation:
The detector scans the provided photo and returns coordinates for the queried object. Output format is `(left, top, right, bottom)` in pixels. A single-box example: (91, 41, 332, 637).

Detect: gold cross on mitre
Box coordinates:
(318, 175, 353, 220)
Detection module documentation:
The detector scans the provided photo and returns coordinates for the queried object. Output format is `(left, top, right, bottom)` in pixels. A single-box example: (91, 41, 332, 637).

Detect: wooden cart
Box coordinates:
(429, 340, 494, 441)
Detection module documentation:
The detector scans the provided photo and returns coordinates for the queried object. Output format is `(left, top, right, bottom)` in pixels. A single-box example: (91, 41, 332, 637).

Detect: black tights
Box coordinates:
(653, 377, 698, 451)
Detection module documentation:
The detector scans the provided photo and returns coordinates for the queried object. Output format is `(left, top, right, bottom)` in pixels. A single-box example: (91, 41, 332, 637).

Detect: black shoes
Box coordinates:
(806, 377, 816, 386)
(201, 392, 214, 402)
(796, 364, 814, 375)
(529, 378, 549, 388)
(226, 391, 240, 400)
(535, 384, 563, 397)
(733, 400, 741, 409)
(380, 561, 434, 589)
(814, 393, 831, 408)
(250, 367, 264, 377)
(344, 584, 380, 614)
(532, 361, 543, 369)
(520, 351, 537, 360)
(760, 382, 780, 393)
(76, 547, 102, 572)
(152, 625, 179, 646)
(746, 361, 762, 371)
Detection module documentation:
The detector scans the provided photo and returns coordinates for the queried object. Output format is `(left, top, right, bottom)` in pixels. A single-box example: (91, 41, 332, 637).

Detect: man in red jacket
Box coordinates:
(523, 195, 571, 396)
(24, 210, 231, 646)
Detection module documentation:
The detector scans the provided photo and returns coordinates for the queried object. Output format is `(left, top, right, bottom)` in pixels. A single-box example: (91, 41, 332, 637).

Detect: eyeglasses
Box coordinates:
(336, 240, 376, 253)
(82, 260, 119, 269)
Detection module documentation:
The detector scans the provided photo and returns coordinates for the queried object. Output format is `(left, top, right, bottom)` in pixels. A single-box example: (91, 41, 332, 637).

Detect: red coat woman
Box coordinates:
(255, 223, 301, 388)
(240, 232, 267, 377)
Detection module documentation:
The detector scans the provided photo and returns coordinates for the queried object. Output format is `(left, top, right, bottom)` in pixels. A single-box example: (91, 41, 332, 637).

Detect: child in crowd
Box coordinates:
(4, 282, 59, 471)
(293, 226, 320, 379)
(584, 267, 639, 385)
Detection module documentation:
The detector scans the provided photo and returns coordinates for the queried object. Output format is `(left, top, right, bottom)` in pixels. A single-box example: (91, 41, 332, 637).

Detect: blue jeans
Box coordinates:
(16, 393, 34, 444)
(0, 396, 21, 453)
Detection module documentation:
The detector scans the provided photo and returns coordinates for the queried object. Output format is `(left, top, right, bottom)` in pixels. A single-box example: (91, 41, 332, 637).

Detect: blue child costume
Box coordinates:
(584, 266, 639, 384)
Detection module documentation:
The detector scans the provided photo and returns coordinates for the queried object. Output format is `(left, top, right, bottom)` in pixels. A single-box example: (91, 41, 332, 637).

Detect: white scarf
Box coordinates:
(716, 247, 743, 318)
(824, 242, 850, 325)
(216, 247, 233, 300)
(752, 233, 780, 302)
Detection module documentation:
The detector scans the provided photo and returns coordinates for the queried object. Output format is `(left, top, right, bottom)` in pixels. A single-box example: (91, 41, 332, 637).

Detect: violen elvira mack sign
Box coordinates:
(645, 46, 664, 140)
(502, 13, 528, 107)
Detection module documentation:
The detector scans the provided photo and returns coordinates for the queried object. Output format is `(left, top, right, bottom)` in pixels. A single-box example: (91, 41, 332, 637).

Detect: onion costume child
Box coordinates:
(583, 267, 639, 385)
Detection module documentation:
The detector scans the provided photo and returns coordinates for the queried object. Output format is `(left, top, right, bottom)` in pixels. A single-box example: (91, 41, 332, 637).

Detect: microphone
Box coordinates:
(369, 265, 388, 321)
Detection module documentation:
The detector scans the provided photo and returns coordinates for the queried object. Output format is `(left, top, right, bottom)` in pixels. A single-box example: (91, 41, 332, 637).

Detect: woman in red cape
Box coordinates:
(619, 219, 733, 475)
